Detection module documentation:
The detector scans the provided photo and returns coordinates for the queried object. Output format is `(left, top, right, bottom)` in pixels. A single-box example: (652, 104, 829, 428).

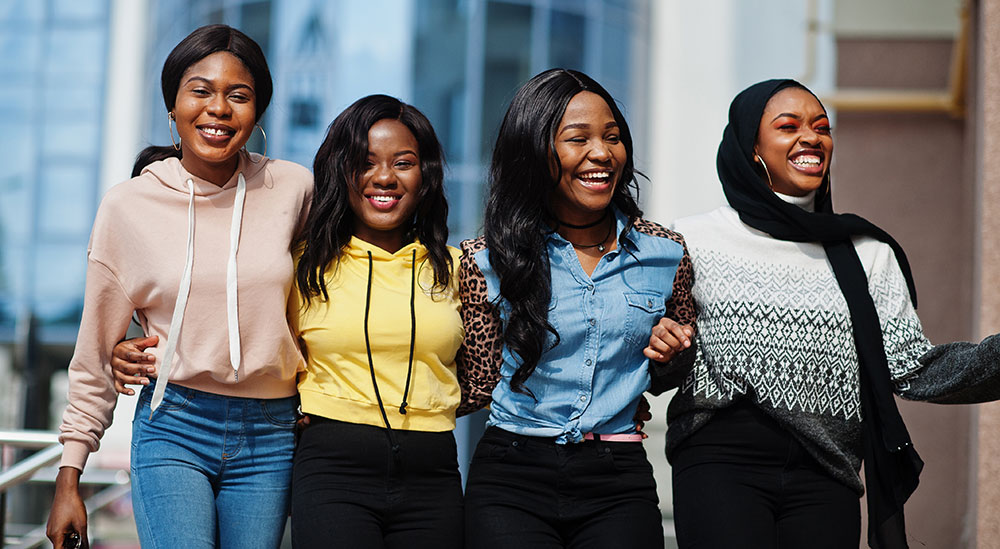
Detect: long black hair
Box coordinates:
(296, 94, 451, 303)
(132, 24, 273, 177)
(484, 68, 642, 395)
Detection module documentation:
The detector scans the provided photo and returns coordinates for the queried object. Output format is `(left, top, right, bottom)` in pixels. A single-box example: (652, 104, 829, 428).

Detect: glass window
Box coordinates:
(52, 0, 106, 21)
(0, 30, 42, 73)
(32, 243, 88, 320)
(549, 9, 586, 70)
(42, 118, 100, 158)
(0, 0, 44, 22)
(38, 167, 97, 237)
(43, 77, 103, 116)
(44, 28, 106, 76)
(481, 1, 533, 161)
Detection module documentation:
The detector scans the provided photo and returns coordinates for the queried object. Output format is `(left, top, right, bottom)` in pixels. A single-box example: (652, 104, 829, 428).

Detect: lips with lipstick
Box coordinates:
(789, 149, 825, 176)
(576, 169, 615, 191)
(366, 192, 403, 211)
(197, 123, 236, 144)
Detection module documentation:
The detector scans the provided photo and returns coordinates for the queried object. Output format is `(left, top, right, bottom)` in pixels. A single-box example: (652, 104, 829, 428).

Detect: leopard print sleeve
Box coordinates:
(633, 219, 698, 395)
(455, 237, 504, 417)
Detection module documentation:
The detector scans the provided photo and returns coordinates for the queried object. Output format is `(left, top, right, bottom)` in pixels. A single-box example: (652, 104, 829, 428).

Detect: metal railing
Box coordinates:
(0, 430, 131, 549)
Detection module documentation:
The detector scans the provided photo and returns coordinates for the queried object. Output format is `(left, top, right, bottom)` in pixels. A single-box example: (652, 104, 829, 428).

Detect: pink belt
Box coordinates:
(584, 432, 645, 442)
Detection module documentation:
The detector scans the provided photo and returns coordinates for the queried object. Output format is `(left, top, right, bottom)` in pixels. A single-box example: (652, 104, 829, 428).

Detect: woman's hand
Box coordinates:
(110, 335, 158, 395)
(46, 467, 90, 548)
(643, 317, 694, 363)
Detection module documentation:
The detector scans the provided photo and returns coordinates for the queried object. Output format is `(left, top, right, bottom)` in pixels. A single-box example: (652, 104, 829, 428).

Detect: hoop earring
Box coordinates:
(754, 155, 774, 191)
(245, 123, 267, 162)
(168, 112, 180, 151)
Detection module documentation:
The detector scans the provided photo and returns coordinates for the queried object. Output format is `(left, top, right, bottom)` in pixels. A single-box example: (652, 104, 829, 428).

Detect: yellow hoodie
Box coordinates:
(291, 237, 463, 432)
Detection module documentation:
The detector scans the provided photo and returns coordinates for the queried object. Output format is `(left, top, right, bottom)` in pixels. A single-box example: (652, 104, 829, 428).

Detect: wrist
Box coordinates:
(55, 466, 82, 490)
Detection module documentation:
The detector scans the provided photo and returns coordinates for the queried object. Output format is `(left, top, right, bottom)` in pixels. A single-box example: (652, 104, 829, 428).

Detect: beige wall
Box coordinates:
(975, 1, 1000, 546)
(831, 19, 976, 549)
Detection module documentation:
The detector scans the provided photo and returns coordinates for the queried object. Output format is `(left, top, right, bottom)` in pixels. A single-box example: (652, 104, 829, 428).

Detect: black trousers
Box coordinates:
(671, 406, 860, 549)
(290, 417, 463, 549)
(464, 427, 664, 549)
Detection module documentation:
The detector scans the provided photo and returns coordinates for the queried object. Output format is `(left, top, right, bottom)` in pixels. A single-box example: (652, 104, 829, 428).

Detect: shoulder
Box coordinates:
(632, 218, 686, 248)
(261, 158, 315, 193)
(446, 244, 463, 269)
(671, 206, 734, 234)
(460, 236, 488, 256)
(98, 172, 160, 215)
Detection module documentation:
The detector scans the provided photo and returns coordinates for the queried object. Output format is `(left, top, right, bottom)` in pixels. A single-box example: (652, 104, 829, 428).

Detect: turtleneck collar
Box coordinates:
(773, 190, 817, 212)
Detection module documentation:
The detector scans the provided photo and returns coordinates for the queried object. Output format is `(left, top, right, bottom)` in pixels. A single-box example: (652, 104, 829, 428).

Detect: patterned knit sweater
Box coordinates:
(668, 192, 1000, 494)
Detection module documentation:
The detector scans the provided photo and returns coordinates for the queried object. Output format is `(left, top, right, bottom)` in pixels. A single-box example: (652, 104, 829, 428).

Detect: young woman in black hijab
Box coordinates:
(668, 79, 1000, 548)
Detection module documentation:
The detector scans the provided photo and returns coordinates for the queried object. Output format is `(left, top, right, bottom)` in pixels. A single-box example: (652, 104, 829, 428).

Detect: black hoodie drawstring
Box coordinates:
(363, 250, 418, 454)
(400, 249, 417, 414)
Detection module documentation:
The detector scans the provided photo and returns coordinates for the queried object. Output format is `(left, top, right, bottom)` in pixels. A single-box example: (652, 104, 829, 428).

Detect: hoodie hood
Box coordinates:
(345, 236, 429, 265)
(141, 150, 268, 195)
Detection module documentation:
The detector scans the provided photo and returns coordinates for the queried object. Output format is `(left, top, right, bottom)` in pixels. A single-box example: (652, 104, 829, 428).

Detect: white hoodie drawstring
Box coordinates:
(227, 173, 247, 378)
(150, 173, 247, 416)
(150, 179, 196, 415)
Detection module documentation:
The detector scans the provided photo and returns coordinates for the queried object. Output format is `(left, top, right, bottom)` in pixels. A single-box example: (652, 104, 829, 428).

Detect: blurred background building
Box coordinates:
(2, 0, 998, 547)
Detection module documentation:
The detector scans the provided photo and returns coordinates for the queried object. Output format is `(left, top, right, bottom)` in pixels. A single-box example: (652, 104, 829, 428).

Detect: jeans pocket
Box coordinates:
(260, 397, 299, 429)
(473, 433, 511, 463)
(137, 382, 194, 413)
(622, 291, 666, 346)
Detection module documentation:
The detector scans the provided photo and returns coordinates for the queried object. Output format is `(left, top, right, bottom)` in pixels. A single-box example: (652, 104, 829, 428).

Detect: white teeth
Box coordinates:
(370, 196, 396, 202)
(578, 171, 610, 181)
(201, 127, 229, 136)
(792, 156, 820, 166)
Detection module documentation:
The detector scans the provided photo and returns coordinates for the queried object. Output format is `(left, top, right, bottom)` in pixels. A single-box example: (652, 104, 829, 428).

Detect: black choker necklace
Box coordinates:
(567, 217, 615, 253)
(554, 209, 610, 230)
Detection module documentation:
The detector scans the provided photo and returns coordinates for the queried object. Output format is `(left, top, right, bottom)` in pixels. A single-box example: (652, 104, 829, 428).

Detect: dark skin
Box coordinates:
(48, 53, 260, 549)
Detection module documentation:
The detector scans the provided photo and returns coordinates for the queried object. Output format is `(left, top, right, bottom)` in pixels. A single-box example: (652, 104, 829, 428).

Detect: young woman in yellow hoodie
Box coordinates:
(287, 94, 464, 548)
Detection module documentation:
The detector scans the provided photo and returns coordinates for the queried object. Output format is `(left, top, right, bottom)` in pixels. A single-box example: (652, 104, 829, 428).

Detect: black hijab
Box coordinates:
(717, 79, 923, 549)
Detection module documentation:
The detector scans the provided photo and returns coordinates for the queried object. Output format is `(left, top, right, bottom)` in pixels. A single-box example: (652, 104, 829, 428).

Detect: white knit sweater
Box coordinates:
(668, 192, 1000, 493)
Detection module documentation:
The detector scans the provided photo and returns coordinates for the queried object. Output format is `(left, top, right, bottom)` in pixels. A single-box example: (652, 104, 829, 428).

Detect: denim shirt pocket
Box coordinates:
(622, 291, 666, 347)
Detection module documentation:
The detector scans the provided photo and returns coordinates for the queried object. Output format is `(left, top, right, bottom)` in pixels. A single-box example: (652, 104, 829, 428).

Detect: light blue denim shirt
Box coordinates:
(474, 209, 687, 443)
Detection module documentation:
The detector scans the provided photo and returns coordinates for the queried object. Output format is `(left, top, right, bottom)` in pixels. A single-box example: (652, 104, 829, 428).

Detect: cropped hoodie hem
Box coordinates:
(58, 151, 313, 470)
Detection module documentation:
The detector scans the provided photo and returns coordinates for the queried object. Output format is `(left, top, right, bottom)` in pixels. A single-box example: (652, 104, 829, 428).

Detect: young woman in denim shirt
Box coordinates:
(458, 68, 695, 549)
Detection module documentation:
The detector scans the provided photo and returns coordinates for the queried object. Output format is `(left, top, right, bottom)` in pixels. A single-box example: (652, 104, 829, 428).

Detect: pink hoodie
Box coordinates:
(58, 151, 313, 470)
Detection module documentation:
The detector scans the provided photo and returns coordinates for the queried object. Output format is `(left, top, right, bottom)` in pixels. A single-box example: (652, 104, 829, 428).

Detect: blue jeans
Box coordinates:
(131, 382, 297, 549)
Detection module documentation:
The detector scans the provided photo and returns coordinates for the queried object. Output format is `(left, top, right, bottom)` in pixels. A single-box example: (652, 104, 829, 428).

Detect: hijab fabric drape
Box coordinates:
(717, 79, 923, 549)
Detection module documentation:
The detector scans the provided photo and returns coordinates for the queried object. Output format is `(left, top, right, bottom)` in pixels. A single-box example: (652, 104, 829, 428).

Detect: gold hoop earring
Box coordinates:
(754, 155, 774, 191)
(246, 123, 267, 162)
(168, 112, 181, 151)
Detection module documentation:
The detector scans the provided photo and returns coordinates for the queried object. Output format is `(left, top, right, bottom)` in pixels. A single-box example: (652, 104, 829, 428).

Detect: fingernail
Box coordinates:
(146, 366, 156, 373)
(142, 379, 150, 385)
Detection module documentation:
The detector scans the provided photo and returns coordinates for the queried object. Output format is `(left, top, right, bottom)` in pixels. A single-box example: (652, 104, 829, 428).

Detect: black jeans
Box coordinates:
(465, 427, 663, 549)
(290, 417, 463, 549)
(671, 406, 860, 549)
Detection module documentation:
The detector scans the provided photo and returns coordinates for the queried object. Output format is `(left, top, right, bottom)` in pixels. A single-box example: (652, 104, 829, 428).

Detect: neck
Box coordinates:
(180, 153, 240, 188)
(353, 228, 408, 254)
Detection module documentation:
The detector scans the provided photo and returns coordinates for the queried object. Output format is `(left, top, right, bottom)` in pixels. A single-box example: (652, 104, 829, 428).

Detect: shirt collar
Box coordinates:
(545, 206, 635, 251)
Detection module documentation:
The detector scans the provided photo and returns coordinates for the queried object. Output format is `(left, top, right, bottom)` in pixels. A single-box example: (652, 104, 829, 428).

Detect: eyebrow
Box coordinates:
(560, 121, 619, 132)
(367, 150, 419, 157)
(183, 76, 254, 93)
(770, 112, 829, 123)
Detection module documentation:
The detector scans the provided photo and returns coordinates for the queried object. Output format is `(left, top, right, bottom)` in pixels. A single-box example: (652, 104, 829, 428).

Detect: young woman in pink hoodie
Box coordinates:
(47, 25, 312, 549)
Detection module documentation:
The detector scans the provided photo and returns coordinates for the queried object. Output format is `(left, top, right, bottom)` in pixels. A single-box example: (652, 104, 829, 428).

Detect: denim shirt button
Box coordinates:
(585, 359, 592, 366)
(588, 318, 596, 326)
(587, 285, 594, 292)
(580, 395, 587, 401)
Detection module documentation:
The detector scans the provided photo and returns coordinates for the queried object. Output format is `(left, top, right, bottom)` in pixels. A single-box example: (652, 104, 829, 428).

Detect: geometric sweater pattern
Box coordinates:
(668, 200, 1000, 494)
